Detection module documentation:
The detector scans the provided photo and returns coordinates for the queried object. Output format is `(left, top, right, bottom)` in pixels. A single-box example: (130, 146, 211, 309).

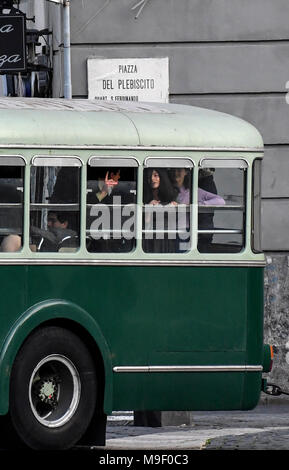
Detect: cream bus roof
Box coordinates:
(0, 98, 263, 150)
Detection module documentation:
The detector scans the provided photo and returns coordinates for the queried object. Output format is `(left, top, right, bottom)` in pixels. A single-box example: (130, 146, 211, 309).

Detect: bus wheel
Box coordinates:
(9, 326, 97, 450)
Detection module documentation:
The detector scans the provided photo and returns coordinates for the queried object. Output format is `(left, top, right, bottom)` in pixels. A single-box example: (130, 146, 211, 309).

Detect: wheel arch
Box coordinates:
(0, 299, 113, 416)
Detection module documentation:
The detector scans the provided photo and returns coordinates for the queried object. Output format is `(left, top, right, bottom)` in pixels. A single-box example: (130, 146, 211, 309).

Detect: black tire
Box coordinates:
(9, 326, 97, 450)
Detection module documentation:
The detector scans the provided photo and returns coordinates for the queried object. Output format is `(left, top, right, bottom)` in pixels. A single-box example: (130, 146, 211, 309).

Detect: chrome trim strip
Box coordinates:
(113, 365, 263, 373)
(0, 258, 267, 267)
(0, 144, 264, 152)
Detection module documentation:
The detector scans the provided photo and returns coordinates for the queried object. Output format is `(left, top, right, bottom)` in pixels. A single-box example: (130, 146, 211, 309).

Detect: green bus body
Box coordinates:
(0, 264, 264, 414)
(0, 98, 271, 449)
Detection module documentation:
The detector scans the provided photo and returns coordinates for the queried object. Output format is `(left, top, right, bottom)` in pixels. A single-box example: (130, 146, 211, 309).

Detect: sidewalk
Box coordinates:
(102, 401, 289, 450)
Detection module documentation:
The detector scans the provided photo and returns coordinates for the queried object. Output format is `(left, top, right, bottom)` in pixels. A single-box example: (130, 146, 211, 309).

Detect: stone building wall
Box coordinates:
(264, 254, 289, 393)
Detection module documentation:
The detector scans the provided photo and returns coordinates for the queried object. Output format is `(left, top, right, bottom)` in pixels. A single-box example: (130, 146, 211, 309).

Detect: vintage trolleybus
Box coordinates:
(0, 98, 272, 450)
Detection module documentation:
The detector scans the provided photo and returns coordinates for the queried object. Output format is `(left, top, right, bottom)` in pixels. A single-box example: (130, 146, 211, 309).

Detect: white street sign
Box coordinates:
(87, 57, 169, 103)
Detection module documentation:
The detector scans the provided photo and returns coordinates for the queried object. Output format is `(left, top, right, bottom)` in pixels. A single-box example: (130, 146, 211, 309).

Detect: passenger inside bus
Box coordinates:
(142, 168, 178, 253)
(143, 168, 177, 206)
(198, 187, 225, 206)
(87, 167, 137, 205)
(142, 166, 226, 253)
(169, 168, 191, 252)
(87, 166, 137, 252)
(168, 167, 225, 252)
(198, 168, 225, 252)
(46, 167, 80, 233)
(170, 168, 191, 205)
(1, 212, 78, 252)
(0, 233, 21, 252)
(32, 211, 78, 252)
(87, 167, 121, 205)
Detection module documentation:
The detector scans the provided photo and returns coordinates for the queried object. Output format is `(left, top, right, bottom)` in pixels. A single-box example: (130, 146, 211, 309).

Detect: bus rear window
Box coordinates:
(198, 160, 247, 253)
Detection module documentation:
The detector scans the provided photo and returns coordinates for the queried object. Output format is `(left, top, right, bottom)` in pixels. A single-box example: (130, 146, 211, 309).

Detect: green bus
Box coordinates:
(0, 98, 272, 450)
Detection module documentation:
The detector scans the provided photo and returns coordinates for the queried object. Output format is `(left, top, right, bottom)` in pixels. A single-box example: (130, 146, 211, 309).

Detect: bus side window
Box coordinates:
(0, 164, 24, 252)
(30, 163, 80, 252)
(198, 160, 247, 253)
(142, 166, 192, 253)
(86, 164, 137, 253)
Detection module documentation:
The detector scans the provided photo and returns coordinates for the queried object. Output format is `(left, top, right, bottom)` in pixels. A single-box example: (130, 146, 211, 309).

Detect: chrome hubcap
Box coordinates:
(29, 354, 81, 428)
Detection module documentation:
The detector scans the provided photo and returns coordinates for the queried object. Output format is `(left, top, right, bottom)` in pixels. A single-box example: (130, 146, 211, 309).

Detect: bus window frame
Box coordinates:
(198, 158, 248, 254)
(29, 155, 82, 254)
(251, 158, 262, 254)
(0, 155, 25, 253)
(0, 151, 264, 262)
(142, 157, 194, 254)
(86, 156, 139, 253)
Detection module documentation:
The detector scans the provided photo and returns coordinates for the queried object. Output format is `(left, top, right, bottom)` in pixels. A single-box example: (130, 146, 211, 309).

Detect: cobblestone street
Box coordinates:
(103, 401, 289, 450)
(2, 401, 289, 464)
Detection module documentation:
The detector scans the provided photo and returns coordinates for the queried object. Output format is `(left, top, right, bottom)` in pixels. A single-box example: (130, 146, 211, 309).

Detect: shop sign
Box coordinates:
(0, 15, 26, 72)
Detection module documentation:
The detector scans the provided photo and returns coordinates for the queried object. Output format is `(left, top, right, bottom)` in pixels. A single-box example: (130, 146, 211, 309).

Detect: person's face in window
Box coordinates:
(48, 213, 68, 229)
(150, 170, 160, 189)
(174, 169, 187, 188)
(110, 170, 121, 183)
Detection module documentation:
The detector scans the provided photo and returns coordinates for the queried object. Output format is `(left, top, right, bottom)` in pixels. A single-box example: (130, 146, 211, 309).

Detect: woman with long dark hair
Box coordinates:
(143, 168, 177, 253)
(143, 168, 177, 205)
